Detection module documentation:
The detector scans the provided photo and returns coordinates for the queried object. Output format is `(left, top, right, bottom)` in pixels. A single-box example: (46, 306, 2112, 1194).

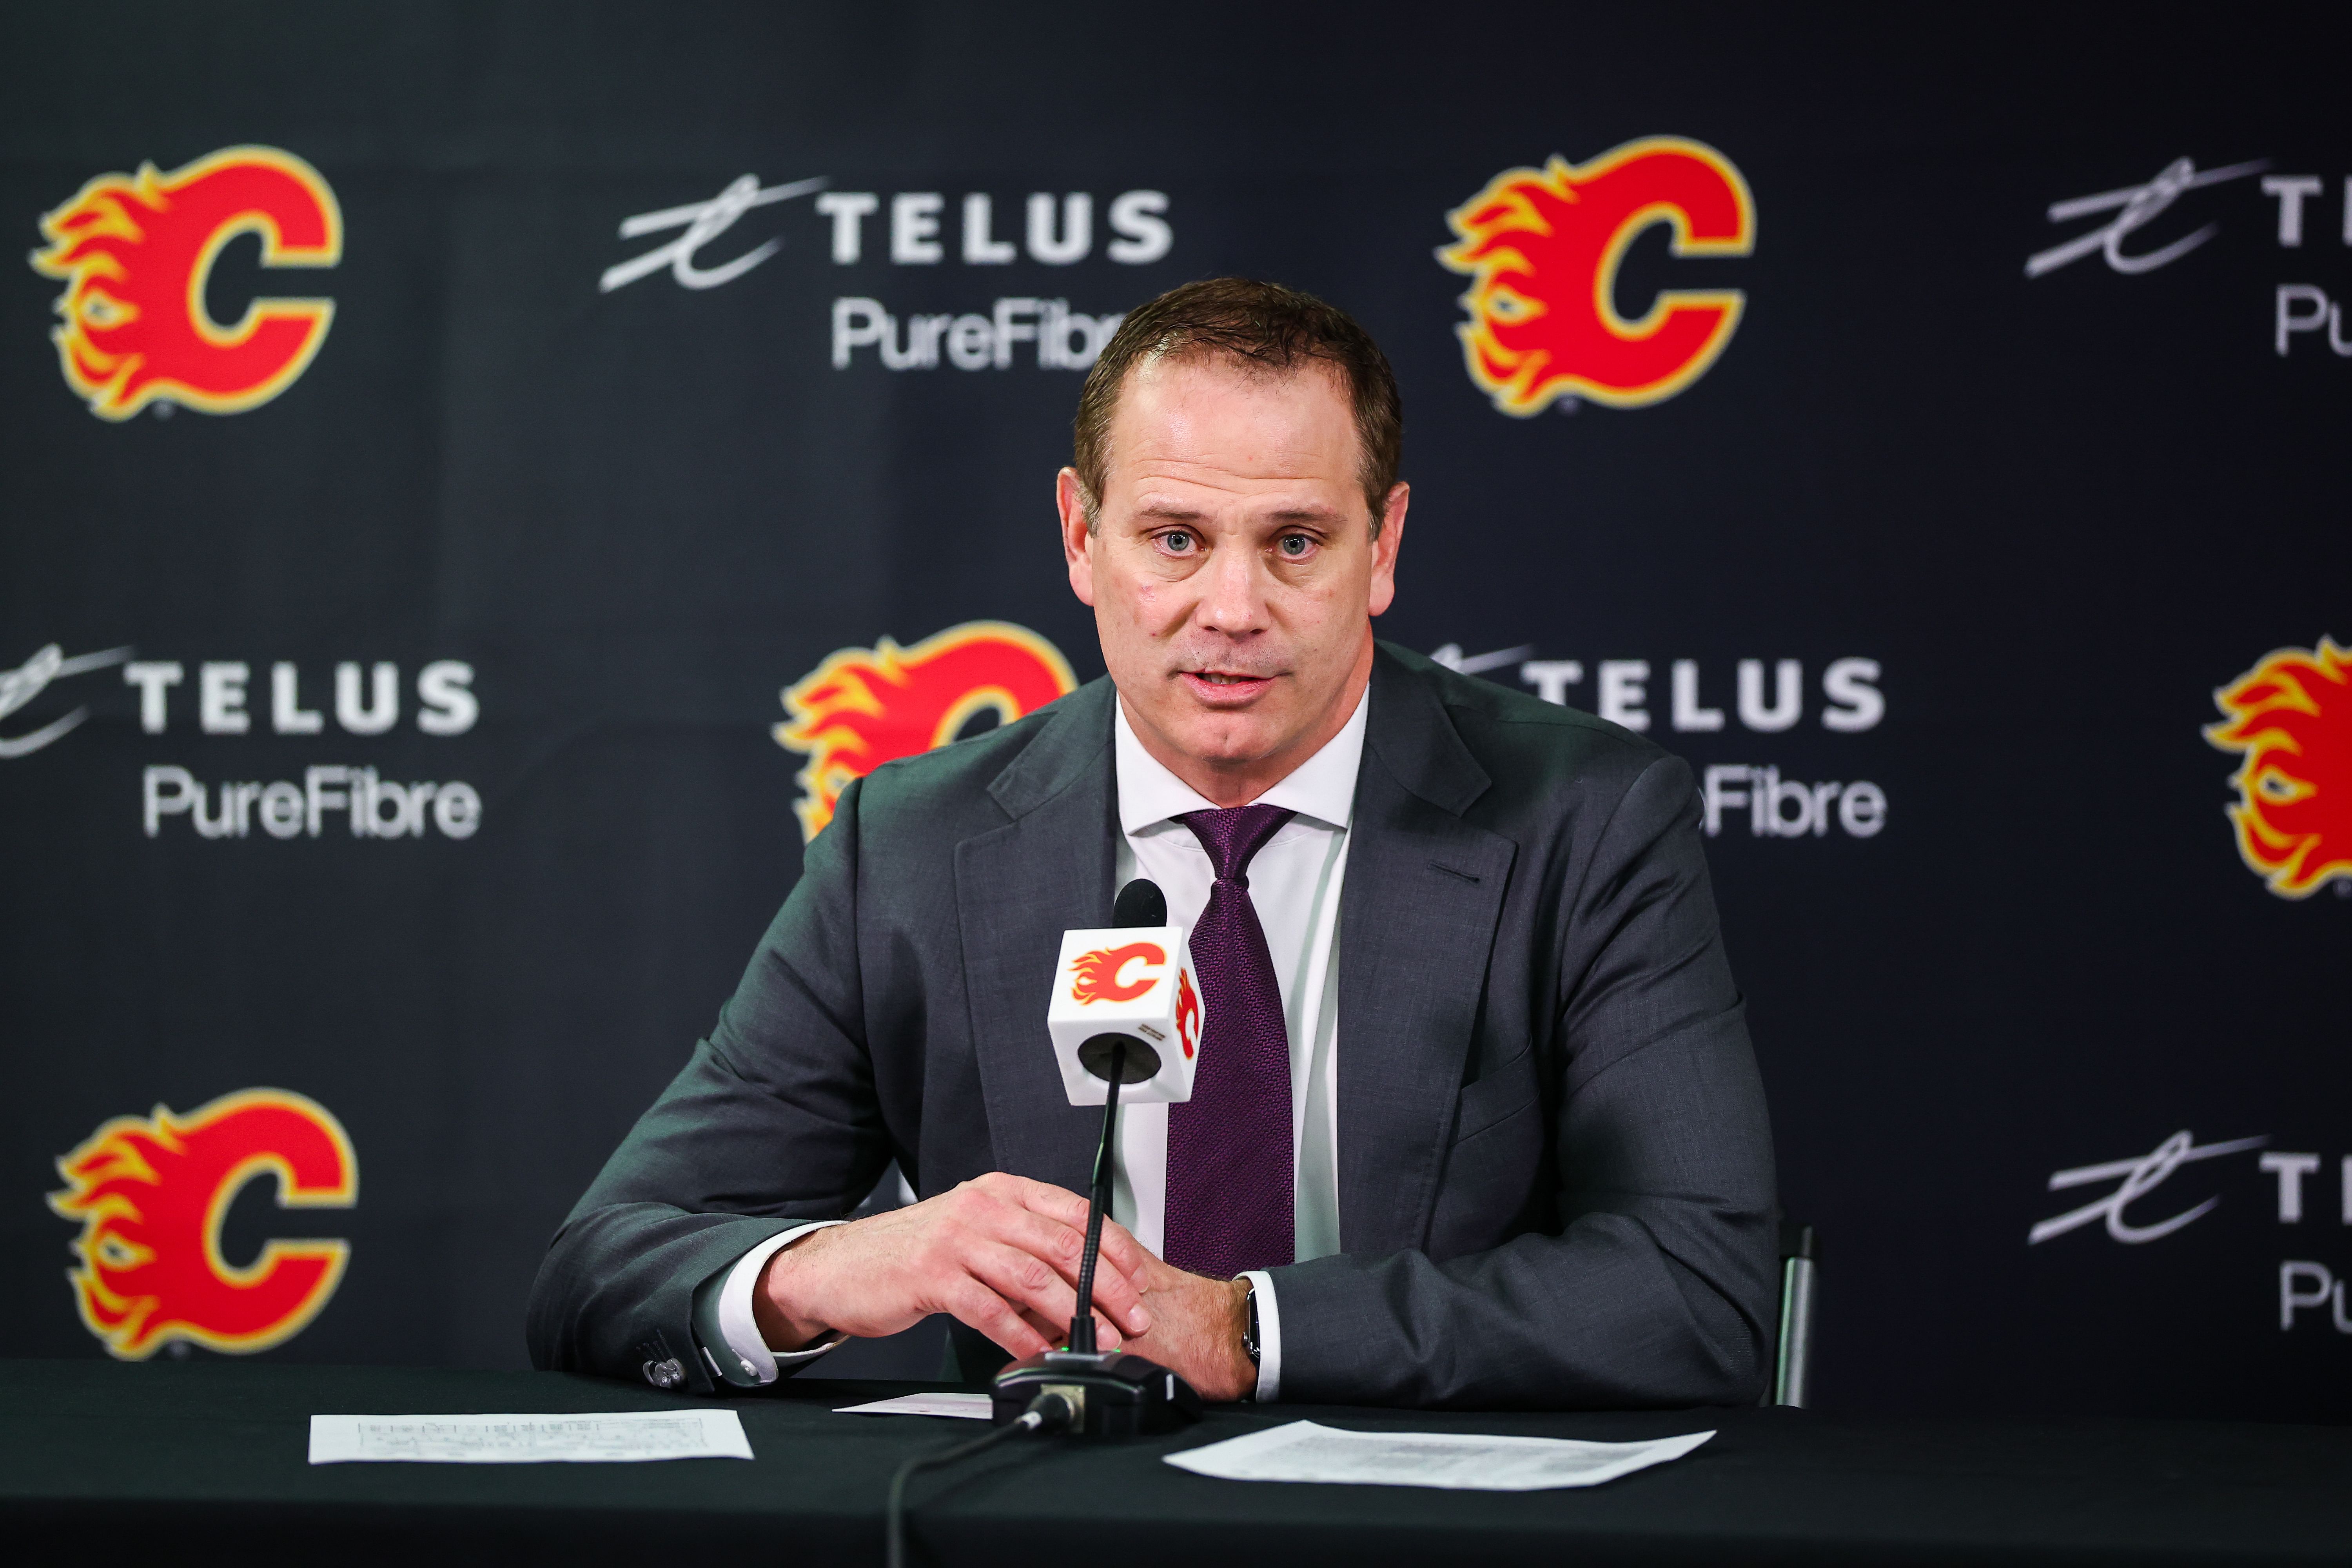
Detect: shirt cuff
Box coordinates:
(702, 1221, 846, 1387)
(1240, 1269, 1282, 1403)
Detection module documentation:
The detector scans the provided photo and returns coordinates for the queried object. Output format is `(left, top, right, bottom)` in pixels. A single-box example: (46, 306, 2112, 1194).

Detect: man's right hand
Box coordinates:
(752, 1172, 1155, 1360)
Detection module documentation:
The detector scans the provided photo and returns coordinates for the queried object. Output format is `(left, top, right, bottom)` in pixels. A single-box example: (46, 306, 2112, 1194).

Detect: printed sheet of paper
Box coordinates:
(309, 1410, 753, 1465)
(833, 1392, 994, 1420)
(1164, 1420, 1713, 1491)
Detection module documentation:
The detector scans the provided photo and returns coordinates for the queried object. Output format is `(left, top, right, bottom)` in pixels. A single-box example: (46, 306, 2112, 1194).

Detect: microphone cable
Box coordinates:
(885, 1390, 1074, 1568)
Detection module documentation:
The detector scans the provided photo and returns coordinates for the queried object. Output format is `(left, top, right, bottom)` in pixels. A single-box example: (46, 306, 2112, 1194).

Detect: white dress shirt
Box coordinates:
(713, 684, 1369, 1401)
(1106, 684, 1364, 1400)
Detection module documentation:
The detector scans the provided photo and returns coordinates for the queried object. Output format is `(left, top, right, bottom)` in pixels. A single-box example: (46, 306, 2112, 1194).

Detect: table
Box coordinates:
(3, 1360, 2345, 1565)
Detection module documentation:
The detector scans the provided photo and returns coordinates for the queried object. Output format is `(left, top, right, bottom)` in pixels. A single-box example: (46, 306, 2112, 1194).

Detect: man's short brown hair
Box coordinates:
(1072, 278, 1403, 533)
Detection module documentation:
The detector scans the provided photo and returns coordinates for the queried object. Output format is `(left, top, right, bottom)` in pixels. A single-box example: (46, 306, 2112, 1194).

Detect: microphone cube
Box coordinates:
(1045, 926, 1203, 1105)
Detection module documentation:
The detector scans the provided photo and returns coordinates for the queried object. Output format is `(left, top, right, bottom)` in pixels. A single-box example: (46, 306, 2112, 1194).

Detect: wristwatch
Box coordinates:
(1239, 1281, 1262, 1371)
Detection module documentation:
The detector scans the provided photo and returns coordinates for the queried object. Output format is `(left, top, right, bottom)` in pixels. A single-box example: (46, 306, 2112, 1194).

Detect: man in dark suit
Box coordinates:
(528, 279, 1777, 1409)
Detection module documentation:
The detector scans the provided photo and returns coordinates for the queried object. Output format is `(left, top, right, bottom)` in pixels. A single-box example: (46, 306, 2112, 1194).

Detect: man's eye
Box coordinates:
(1278, 535, 1312, 558)
(1161, 532, 1196, 554)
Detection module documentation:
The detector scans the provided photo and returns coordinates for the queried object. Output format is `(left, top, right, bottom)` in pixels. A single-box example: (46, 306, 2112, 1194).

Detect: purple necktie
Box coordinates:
(1163, 804, 1296, 1279)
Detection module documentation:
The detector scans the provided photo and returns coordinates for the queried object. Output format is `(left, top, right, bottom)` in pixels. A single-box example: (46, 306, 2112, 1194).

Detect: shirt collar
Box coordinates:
(1112, 681, 1369, 836)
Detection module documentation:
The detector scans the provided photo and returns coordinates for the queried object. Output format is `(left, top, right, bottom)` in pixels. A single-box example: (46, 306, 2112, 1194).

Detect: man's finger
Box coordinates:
(1089, 1216, 1159, 1280)
(984, 1207, 1153, 1333)
(1006, 1176, 1102, 1232)
(943, 1278, 1051, 1361)
(957, 1179, 1151, 1325)
(972, 1170, 1085, 1211)
(964, 1238, 1087, 1330)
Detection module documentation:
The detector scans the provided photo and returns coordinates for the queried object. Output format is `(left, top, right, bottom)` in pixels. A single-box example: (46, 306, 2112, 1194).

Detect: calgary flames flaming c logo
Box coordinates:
(1441, 137, 1754, 415)
(48, 1089, 357, 1359)
(1071, 942, 1166, 1004)
(776, 622, 1077, 840)
(2205, 637, 2352, 898)
(1175, 965, 1201, 1058)
(29, 145, 341, 419)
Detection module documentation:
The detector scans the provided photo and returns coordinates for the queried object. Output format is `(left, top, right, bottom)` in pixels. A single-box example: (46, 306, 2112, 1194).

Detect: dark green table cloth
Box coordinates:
(2, 1360, 2344, 1564)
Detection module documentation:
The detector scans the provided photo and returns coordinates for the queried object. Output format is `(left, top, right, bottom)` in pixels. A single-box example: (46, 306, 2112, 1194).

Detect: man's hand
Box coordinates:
(1114, 1248, 1256, 1403)
(753, 1173, 1155, 1361)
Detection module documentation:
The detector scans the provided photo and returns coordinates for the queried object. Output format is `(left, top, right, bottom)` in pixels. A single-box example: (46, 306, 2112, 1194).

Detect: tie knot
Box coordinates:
(1178, 804, 1294, 885)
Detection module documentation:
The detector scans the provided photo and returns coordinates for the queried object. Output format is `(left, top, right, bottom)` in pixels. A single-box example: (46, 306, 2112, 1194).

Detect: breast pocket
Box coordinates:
(1452, 1052, 1539, 1144)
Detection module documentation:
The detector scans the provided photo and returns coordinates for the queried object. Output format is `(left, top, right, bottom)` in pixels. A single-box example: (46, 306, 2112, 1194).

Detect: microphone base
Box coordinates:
(991, 1349, 1203, 1439)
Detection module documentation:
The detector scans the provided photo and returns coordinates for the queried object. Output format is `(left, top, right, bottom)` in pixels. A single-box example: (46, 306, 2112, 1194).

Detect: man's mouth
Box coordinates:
(1178, 668, 1277, 702)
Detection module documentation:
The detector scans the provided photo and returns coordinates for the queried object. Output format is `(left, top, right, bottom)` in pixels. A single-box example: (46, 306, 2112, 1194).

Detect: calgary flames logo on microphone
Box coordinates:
(1441, 137, 1754, 415)
(29, 145, 341, 420)
(1175, 965, 1201, 1058)
(47, 1089, 357, 1359)
(776, 621, 1077, 840)
(2205, 637, 2352, 898)
(1071, 942, 1166, 1005)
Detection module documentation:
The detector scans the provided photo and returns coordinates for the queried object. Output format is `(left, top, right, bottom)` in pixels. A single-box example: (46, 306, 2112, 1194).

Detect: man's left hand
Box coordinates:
(1095, 1225, 1255, 1402)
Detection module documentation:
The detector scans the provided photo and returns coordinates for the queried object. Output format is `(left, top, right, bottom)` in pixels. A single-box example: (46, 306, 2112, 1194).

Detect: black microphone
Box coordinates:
(1111, 877, 1166, 929)
(991, 878, 1203, 1437)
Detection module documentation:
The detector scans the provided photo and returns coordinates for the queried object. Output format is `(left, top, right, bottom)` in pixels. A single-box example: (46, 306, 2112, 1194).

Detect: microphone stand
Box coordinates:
(1065, 1041, 1122, 1355)
(990, 1033, 1202, 1437)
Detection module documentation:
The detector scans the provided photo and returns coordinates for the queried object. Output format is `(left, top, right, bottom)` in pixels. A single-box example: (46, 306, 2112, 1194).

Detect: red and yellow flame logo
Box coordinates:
(1175, 965, 1201, 1059)
(1071, 942, 1165, 1005)
(2205, 637, 2352, 898)
(29, 146, 341, 420)
(1440, 138, 1754, 415)
(775, 622, 1077, 840)
(47, 1089, 357, 1359)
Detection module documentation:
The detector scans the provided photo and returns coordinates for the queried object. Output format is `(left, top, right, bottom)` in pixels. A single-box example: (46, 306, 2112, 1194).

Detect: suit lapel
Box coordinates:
(1335, 648, 1517, 1254)
(954, 678, 1118, 1195)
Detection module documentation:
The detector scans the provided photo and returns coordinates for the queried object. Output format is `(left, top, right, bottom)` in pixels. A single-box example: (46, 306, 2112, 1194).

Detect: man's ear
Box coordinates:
(1056, 468, 1097, 608)
(1367, 482, 1407, 617)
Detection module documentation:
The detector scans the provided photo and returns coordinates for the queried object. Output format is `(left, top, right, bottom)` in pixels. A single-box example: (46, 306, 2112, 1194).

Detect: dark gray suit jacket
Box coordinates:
(527, 643, 1778, 1408)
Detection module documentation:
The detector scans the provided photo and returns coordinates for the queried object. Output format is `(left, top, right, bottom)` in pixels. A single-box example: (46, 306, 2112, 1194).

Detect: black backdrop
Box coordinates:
(5, 3, 2348, 1422)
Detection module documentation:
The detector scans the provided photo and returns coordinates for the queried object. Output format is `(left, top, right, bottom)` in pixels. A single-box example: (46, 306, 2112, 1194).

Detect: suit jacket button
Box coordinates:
(643, 1357, 685, 1389)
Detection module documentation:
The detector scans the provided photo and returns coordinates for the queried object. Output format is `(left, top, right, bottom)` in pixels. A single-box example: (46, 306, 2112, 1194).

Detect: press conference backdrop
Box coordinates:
(4, 4, 2347, 1422)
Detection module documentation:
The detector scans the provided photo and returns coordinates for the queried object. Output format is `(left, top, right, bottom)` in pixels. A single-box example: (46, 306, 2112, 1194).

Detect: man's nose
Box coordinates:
(1195, 543, 1267, 635)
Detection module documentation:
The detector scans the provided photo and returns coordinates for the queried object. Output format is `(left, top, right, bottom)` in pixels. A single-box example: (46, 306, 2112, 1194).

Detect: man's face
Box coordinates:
(1058, 354, 1406, 804)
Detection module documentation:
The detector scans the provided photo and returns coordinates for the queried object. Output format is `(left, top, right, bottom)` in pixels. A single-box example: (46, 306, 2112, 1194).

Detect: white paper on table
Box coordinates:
(833, 1392, 994, 1420)
(308, 1410, 753, 1465)
(1163, 1421, 1713, 1490)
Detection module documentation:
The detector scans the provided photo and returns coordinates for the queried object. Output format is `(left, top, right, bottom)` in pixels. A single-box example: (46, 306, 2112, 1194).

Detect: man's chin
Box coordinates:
(1149, 708, 1291, 770)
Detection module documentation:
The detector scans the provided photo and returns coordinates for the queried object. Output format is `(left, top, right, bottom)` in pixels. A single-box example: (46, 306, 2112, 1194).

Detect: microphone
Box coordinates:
(1111, 877, 1165, 928)
(1040, 875, 1203, 1108)
(992, 878, 1205, 1437)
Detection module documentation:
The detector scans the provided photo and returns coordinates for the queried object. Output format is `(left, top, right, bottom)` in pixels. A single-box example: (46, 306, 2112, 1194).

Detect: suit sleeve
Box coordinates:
(524, 777, 893, 1389)
(1266, 755, 1779, 1408)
